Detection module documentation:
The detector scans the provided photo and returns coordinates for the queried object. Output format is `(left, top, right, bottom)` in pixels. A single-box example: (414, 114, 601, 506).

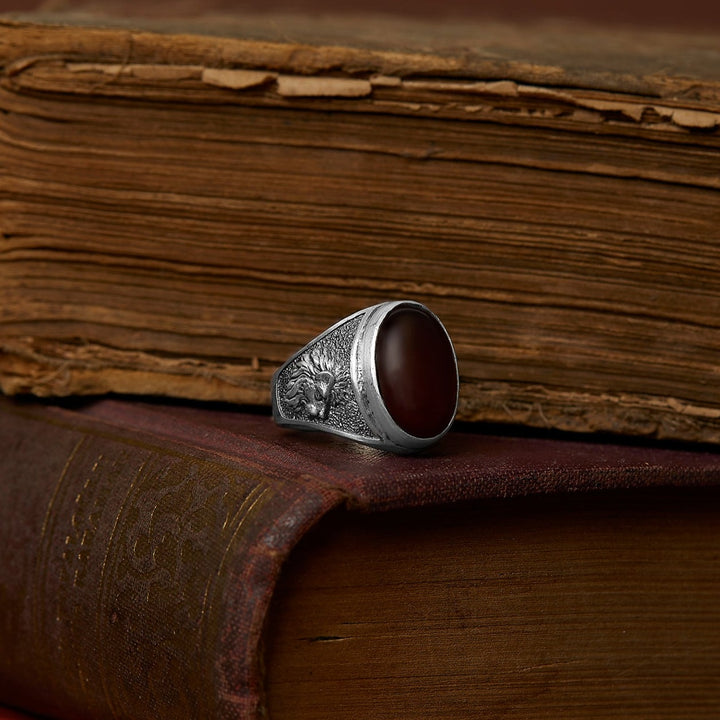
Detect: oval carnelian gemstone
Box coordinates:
(375, 306, 458, 438)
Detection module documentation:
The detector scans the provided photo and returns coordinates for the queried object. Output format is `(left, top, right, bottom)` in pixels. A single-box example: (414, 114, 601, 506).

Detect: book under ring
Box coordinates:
(271, 300, 459, 453)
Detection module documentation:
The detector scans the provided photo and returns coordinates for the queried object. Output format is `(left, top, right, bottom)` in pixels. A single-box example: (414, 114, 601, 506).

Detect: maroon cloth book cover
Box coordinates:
(1, 395, 720, 719)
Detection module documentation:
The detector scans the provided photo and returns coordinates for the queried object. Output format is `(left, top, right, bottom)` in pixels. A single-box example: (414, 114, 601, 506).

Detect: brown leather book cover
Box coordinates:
(1, 395, 719, 719)
(2, 15, 720, 444)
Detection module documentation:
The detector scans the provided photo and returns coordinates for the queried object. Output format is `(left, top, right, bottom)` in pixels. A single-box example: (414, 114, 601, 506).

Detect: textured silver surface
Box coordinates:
(274, 315, 376, 439)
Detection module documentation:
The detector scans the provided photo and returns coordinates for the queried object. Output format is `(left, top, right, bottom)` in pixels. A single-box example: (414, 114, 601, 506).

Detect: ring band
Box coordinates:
(271, 300, 459, 453)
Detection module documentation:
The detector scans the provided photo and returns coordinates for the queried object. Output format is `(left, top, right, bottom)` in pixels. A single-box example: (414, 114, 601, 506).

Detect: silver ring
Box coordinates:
(271, 300, 459, 453)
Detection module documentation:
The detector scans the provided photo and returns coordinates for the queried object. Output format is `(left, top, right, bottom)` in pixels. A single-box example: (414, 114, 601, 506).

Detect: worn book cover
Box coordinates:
(1, 13, 720, 442)
(1, 395, 720, 718)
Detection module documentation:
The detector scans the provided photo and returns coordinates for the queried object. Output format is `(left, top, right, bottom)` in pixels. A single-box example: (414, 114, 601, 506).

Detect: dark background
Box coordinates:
(2, 0, 720, 31)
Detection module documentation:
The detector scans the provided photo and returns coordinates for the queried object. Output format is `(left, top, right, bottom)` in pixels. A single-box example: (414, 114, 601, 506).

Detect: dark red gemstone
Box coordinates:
(375, 306, 457, 438)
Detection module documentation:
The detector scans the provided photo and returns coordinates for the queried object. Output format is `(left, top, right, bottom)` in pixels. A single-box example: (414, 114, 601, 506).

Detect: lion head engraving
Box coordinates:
(284, 348, 352, 421)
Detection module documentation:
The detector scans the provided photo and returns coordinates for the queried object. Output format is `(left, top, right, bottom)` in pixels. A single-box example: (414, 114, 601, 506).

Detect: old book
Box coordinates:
(1, 395, 720, 719)
(1, 12, 720, 444)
